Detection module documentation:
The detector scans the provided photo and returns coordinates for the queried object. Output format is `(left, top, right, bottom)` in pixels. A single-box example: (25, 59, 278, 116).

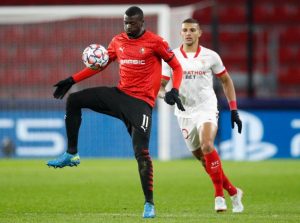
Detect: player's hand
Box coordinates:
(231, 110, 242, 134)
(164, 88, 185, 111)
(53, 77, 75, 99)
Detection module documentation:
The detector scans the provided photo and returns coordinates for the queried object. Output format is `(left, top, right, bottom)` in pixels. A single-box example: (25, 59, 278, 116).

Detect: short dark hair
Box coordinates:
(182, 18, 200, 26)
(125, 6, 144, 19)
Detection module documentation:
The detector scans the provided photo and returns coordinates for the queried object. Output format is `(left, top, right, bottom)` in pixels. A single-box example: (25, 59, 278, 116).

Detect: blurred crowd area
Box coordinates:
(0, 0, 299, 100)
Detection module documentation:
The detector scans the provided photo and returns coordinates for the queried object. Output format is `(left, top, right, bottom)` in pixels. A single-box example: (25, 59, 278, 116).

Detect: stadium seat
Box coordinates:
(200, 30, 212, 44)
(254, 4, 277, 24)
(192, 7, 212, 25)
(2, 26, 21, 42)
(219, 31, 248, 43)
(255, 3, 300, 24)
(276, 4, 300, 23)
(278, 66, 300, 85)
(279, 47, 299, 64)
(9, 68, 25, 85)
(218, 5, 246, 24)
(279, 27, 300, 44)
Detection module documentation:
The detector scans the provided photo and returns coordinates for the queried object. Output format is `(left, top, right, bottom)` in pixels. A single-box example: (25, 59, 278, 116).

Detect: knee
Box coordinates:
(201, 140, 214, 154)
(66, 93, 77, 108)
(66, 93, 82, 116)
(132, 128, 150, 155)
(192, 148, 206, 168)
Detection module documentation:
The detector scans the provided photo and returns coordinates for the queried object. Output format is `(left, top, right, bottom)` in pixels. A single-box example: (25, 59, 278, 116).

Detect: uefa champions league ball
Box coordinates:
(82, 44, 109, 70)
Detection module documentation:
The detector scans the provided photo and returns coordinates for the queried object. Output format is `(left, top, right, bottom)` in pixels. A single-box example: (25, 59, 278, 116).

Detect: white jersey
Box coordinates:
(162, 45, 226, 118)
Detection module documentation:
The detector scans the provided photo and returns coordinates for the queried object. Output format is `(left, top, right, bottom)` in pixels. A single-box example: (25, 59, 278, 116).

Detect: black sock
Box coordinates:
(65, 113, 81, 154)
(136, 149, 154, 204)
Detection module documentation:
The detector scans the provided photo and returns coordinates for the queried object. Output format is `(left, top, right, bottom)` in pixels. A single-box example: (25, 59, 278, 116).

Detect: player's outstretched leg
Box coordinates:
(47, 152, 80, 168)
(143, 202, 155, 218)
(230, 188, 244, 213)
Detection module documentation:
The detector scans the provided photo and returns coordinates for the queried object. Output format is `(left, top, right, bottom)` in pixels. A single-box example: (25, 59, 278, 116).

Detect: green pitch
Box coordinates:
(0, 159, 299, 223)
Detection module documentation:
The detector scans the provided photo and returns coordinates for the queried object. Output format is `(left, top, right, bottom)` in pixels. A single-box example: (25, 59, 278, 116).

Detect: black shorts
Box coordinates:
(71, 87, 152, 137)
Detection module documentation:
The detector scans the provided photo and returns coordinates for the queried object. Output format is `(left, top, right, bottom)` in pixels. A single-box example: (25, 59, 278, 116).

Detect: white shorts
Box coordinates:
(177, 110, 219, 152)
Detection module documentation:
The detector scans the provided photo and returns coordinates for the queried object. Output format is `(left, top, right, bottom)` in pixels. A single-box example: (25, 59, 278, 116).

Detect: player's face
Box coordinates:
(181, 23, 201, 46)
(124, 15, 144, 38)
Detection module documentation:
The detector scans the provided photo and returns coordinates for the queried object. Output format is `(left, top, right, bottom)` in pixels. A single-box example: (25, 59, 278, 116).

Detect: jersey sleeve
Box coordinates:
(107, 37, 117, 62)
(72, 67, 99, 82)
(211, 52, 227, 77)
(72, 39, 117, 83)
(155, 37, 182, 89)
(154, 38, 174, 62)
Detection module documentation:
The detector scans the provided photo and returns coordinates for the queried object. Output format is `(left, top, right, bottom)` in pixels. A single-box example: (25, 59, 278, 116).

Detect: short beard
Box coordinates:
(126, 29, 145, 39)
(126, 32, 136, 38)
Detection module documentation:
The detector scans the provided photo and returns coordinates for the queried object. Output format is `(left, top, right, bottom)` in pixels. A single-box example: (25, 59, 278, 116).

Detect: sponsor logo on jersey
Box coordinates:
(184, 70, 206, 75)
(119, 47, 124, 52)
(184, 70, 206, 79)
(120, 59, 145, 65)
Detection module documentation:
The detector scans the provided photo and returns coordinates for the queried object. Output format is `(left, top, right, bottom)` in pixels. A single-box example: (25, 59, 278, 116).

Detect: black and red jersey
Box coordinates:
(72, 30, 183, 107)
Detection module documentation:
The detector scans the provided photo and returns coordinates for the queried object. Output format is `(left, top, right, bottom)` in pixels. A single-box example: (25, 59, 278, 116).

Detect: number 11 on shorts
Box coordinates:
(141, 114, 149, 132)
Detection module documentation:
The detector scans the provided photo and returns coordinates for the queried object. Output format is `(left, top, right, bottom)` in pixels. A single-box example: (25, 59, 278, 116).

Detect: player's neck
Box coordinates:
(129, 29, 146, 39)
(183, 44, 199, 53)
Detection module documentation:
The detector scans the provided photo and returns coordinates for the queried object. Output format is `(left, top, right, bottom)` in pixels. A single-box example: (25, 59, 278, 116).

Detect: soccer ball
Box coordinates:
(82, 44, 109, 70)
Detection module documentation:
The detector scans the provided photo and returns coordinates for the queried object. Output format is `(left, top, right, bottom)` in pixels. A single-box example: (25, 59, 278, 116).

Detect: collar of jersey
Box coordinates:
(180, 45, 201, 58)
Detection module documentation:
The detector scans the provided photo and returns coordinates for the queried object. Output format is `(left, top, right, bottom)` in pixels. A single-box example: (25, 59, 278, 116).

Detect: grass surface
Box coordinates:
(0, 159, 299, 223)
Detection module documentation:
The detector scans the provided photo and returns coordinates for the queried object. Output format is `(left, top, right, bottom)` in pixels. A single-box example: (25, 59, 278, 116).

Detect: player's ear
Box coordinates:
(198, 28, 202, 38)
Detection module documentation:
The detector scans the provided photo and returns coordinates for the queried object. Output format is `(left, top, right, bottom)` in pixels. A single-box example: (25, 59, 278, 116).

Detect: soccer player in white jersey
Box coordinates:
(160, 18, 244, 213)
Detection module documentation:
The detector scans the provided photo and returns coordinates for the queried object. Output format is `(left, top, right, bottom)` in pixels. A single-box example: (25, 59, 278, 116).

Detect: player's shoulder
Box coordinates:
(200, 45, 217, 54)
(171, 47, 181, 55)
(200, 45, 219, 56)
(145, 30, 168, 44)
(145, 30, 161, 39)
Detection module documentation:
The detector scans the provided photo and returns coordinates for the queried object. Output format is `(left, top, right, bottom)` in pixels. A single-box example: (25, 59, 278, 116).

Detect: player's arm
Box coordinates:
(53, 64, 110, 99)
(218, 71, 242, 133)
(72, 40, 116, 83)
(212, 51, 242, 133)
(155, 39, 184, 111)
(164, 56, 185, 111)
(158, 77, 169, 99)
(53, 68, 94, 99)
(53, 40, 117, 99)
(218, 71, 236, 105)
(165, 55, 182, 90)
(159, 60, 171, 99)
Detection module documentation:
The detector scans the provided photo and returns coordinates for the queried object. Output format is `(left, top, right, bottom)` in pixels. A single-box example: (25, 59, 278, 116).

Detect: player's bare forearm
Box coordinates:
(158, 78, 169, 99)
(219, 72, 237, 102)
(161, 78, 169, 88)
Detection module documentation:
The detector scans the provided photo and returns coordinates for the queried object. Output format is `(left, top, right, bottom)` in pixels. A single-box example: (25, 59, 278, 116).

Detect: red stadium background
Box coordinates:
(0, 0, 299, 100)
